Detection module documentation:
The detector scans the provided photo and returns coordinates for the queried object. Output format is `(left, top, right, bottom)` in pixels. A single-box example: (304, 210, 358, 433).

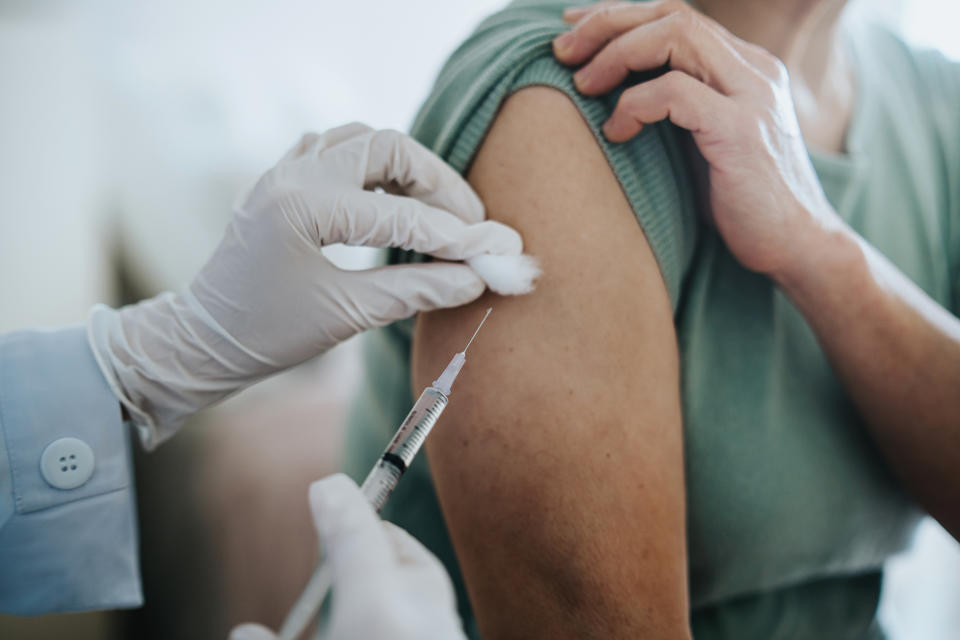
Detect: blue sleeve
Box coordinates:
(0, 326, 142, 614)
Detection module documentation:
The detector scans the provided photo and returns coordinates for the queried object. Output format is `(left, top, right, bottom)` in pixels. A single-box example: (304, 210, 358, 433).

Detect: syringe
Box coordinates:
(276, 308, 492, 640)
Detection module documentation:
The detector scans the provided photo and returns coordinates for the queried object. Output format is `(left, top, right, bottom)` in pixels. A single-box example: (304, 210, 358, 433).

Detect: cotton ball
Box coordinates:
(466, 253, 542, 295)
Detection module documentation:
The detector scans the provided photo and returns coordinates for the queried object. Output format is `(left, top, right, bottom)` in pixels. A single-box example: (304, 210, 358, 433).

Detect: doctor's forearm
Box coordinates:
(773, 220, 960, 538)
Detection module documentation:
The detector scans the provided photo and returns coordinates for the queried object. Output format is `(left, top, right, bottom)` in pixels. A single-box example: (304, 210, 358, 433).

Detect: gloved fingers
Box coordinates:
(281, 133, 321, 162)
(363, 129, 486, 224)
(320, 121, 376, 147)
(283, 123, 374, 161)
(338, 263, 486, 330)
(309, 474, 396, 581)
(327, 190, 522, 259)
(228, 623, 276, 640)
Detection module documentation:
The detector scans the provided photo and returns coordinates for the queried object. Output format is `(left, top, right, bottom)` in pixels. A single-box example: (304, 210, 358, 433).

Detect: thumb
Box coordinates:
(339, 263, 485, 329)
(228, 623, 276, 640)
(308, 474, 394, 582)
(362, 128, 486, 224)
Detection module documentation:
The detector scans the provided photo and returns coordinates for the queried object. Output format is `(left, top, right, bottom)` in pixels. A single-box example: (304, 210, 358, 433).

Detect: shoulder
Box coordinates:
(468, 86, 663, 294)
(411, 1, 701, 306)
(410, 0, 574, 158)
(855, 23, 960, 126)
(468, 86, 616, 212)
(853, 23, 960, 210)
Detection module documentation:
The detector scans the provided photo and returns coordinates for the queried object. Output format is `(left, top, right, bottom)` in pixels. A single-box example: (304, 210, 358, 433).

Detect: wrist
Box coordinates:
(87, 302, 164, 448)
(89, 292, 268, 449)
(769, 209, 866, 310)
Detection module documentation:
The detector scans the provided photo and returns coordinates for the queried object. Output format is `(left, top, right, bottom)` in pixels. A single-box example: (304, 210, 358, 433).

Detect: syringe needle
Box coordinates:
(463, 307, 492, 354)
(432, 308, 492, 395)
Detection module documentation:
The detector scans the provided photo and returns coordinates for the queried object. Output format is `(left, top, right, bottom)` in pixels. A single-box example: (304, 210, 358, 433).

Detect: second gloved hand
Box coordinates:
(228, 474, 467, 640)
(89, 123, 522, 447)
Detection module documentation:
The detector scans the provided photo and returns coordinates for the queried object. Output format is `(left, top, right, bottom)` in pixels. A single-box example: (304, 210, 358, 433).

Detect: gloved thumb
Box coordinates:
(228, 623, 275, 640)
(309, 474, 394, 581)
(338, 262, 486, 330)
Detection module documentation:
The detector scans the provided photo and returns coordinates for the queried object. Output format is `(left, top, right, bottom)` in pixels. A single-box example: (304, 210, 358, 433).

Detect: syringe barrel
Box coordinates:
(276, 386, 449, 640)
(360, 386, 448, 513)
(360, 460, 404, 513)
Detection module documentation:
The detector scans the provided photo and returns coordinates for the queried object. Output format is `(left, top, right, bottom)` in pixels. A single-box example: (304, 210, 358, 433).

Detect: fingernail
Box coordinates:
(573, 67, 591, 91)
(602, 118, 618, 141)
(563, 6, 588, 21)
(553, 31, 575, 55)
(602, 118, 639, 142)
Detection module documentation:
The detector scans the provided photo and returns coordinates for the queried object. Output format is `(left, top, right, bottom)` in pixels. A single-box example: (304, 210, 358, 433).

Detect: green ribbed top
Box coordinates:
(345, 2, 960, 638)
(409, 5, 699, 308)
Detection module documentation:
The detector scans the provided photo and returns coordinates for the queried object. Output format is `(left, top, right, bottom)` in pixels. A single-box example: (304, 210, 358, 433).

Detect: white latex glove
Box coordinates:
(228, 474, 467, 640)
(88, 123, 522, 448)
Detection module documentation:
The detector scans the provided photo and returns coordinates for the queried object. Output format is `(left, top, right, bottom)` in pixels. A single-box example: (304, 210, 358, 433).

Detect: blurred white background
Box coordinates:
(1, 0, 958, 638)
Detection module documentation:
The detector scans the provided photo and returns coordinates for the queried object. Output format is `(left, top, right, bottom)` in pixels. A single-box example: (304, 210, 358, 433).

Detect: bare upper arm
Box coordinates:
(412, 86, 690, 639)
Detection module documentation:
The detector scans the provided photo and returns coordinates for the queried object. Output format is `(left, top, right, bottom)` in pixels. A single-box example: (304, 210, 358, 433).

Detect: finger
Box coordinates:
(555, 0, 679, 63)
(326, 191, 522, 259)
(309, 474, 395, 582)
(603, 70, 733, 142)
(322, 121, 376, 146)
(561, 1, 622, 25)
(228, 624, 276, 640)
(281, 132, 321, 162)
(362, 129, 485, 224)
(338, 263, 485, 330)
(572, 10, 756, 96)
(283, 122, 373, 161)
(557, 1, 779, 89)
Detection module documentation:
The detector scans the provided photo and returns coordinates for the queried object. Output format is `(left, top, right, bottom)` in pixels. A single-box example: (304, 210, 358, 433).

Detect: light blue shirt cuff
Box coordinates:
(0, 325, 142, 614)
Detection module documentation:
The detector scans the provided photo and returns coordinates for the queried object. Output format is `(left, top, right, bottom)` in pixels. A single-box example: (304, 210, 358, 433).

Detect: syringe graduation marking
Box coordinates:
(381, 396, 446, 470)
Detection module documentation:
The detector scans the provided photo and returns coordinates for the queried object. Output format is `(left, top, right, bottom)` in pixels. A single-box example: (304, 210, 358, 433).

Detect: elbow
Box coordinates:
(519, 548, 693, 640)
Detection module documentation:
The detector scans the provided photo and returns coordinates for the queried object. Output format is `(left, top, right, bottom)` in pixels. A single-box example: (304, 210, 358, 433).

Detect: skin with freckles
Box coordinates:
(413, 86, 691, 639)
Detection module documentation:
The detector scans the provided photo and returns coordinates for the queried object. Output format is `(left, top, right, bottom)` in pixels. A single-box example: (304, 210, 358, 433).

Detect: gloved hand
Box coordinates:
(88, 123, 521, 447)
(228, 474, 467, 640)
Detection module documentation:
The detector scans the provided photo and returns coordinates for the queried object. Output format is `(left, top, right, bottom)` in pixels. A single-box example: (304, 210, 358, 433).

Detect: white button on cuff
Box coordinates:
(40, 437, 95, 490)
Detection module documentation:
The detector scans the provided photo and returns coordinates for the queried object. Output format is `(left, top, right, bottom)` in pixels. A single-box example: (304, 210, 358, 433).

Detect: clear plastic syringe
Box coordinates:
(276, 308, 492, 640)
